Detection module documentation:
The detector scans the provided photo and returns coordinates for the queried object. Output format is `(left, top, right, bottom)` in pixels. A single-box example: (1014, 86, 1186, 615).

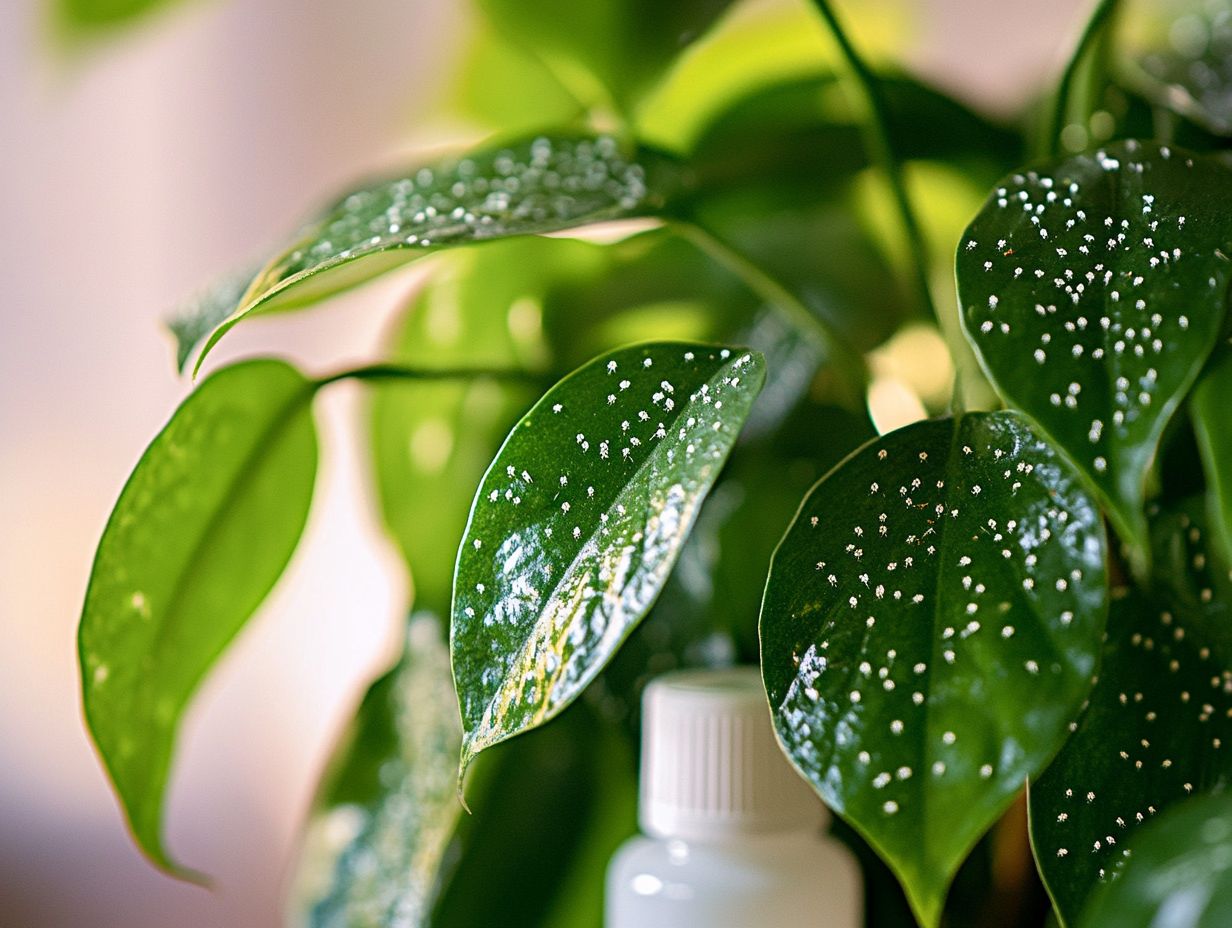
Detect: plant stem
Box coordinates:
(808, 0, 936, 325)
(676, 220, 869, 410)
(1041, 0, 1122, 158)
(315, 364, 542, 390)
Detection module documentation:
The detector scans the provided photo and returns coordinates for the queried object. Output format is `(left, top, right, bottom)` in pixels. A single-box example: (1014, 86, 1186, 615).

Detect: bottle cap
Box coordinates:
(639, 666, 827, 841)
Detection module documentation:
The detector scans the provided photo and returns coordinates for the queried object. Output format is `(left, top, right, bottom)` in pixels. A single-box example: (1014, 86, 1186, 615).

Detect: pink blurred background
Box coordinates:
(1, 1, 1081, 924)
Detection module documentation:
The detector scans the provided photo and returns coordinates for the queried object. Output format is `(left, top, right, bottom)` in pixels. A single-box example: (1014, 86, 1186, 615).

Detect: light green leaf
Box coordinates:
(79, 359, 318, 874)
(1030, 503, 1232, 925)
(54, 0, 183, 35)
(291, 615, 461, 928)
(476, 0, 732, 113)
(370, 240, 573, 614)
(1077, 792, 1232, 928)
(451, 342, 765, 773)
(958, 139, 1232, 561)
(760, 411, 1108, 928)
(167, 267, 257, 373)
(190, 134, 677, 374)
(1193, 352, 1232, 568)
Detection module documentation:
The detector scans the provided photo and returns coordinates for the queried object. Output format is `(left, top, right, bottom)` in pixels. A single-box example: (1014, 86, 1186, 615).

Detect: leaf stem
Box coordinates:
(808, 0, 936, 325)
(675, 220, 869, 409)
(1041, 0, 1122, 158)
(315, 364, 544, 389)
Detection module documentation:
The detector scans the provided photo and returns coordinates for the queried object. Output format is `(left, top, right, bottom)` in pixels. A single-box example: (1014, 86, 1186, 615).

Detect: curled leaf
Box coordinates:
(191, 134, 678, 373)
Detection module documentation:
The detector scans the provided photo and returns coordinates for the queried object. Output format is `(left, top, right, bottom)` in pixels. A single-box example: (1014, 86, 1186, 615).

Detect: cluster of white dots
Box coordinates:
(773, 418, 1097, 822)
(964, 140, 1222, 486)
(277, 136, 649, 281)
(454, 348, 758, 736)
(1048, 515, 1232, 882)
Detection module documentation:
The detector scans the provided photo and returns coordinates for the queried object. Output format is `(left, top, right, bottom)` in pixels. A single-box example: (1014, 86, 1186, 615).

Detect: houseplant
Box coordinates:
(77, 0, 1232, 924)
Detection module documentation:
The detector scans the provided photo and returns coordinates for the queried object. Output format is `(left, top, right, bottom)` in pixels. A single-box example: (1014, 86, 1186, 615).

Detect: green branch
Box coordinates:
(808, 0, 936, 324)
(1041, 0, 1122, 157)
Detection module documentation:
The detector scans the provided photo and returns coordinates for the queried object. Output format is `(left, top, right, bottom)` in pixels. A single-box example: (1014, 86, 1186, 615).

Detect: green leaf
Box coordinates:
(1029, 504, 1232, 925)
(54, 0, 181, 35)
(370, 239, 575, 613)
(78, 359, 318, 874)
(166, 267, 257, 374)
(1077, 792, 1232, 928)
(431, 700, 636, 928)
(958, 139, 1232, 560)
(1193, 352, 1232, 569)
(760, 410, 1108, 928)
(291, 616, 461, 928)
(451, 342, 765, 773)
(1129, 0, 1232, 136)
(190, 134, 678, 373)
(475, 0, 732, 113)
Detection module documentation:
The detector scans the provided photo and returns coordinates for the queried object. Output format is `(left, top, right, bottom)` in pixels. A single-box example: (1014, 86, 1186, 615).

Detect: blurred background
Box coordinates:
(2, 0, 1083, 925)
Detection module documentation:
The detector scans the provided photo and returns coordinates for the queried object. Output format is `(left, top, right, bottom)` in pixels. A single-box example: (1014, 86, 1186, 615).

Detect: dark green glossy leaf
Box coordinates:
(451, 342, 765, 773)
(476, 0, 731, 112)
(1030, 504, 1232, 925)
(1078, 792, 1232, 928)
(78, 359, 318, 874)
(1193, 352, 1232, 568)
(292, 616, 460, 928)
(958, 140, 1232, 558)
(191, 134, 677, 373)
(761, 411, 1108, 928)
(1130, 0, 1232, 136)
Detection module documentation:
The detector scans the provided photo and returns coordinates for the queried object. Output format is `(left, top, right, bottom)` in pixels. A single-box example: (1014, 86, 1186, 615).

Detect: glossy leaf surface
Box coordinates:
(452, 342, 764, 771)
(958, 140, 1232, 556)
(1132, 0, 1232, 136)
(1031, 505, 1232, 925)
(192, 134, 676, 372)
(1078, 792, 1232, 928)
(79, 359, 318, 873)
(761, 411, 1108, 927)
(293, 617, 460, 928)
(1193, 353, 1232, 568)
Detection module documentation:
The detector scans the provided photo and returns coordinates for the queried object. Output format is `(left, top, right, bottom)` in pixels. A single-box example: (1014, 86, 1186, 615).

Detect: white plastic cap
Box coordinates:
(639, 666, 827, 841)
